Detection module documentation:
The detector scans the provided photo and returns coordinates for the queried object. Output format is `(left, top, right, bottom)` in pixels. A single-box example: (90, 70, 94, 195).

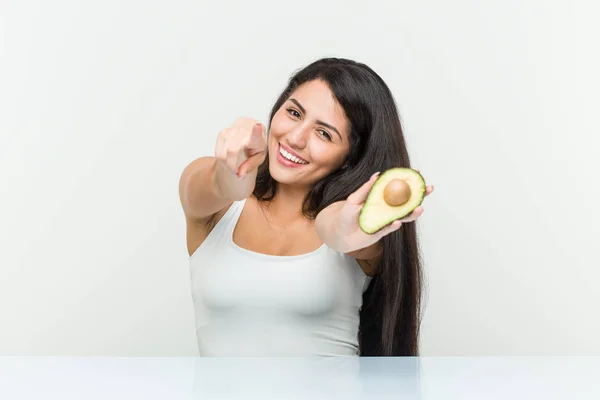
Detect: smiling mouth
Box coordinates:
(278, 143, 309, 165)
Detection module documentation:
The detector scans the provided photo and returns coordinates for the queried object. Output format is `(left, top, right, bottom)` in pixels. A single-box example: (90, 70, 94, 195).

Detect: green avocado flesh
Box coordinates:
(359, 168, 426, 234)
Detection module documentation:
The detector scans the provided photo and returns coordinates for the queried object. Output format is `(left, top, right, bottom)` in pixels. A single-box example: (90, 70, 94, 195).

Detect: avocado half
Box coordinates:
(358, 168, 426, 234)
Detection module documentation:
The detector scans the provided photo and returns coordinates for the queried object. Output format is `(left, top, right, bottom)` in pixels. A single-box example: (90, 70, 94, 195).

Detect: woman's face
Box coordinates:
(267, 79, 351, 188)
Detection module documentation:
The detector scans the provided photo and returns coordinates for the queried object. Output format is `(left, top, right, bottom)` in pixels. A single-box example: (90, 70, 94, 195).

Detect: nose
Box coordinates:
(286, 124, 309, 149)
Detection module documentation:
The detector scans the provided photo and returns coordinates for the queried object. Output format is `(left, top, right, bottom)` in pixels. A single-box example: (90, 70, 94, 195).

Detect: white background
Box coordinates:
(1, 0, 598, 356)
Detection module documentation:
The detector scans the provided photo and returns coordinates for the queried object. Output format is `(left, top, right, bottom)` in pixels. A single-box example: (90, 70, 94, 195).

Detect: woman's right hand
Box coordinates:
(213, 117, 268, 200)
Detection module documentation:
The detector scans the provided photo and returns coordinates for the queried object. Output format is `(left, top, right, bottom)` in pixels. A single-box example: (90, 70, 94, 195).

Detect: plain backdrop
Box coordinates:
(1, 0, 598, 356)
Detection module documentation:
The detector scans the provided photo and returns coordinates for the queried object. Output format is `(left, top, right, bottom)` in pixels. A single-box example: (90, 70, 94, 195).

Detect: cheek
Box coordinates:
(269, 112, 293, 136)
(309, 142, 346, 167)
(268, 124, 286, 143)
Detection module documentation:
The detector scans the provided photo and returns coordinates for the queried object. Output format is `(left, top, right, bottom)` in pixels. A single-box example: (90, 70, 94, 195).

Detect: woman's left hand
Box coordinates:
(316, 171, 434, 254)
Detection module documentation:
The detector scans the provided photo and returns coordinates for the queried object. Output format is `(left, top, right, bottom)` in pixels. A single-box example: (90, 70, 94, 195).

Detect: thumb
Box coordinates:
(237, 152, 266, 178)
(346, 172, 381, 205)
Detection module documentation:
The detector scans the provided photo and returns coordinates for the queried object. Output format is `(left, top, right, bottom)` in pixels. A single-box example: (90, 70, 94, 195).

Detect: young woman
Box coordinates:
(179, 57, 434, 356)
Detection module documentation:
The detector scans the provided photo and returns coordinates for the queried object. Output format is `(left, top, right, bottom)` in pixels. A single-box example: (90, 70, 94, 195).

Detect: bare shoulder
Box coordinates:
(185, 202, 234, 257)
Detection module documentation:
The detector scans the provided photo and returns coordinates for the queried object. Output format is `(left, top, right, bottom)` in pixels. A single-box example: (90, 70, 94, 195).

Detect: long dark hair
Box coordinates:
(253, 57, 423, 356)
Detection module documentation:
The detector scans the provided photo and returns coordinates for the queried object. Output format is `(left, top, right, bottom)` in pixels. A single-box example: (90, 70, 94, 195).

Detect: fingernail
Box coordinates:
(371, 171, 380, 179)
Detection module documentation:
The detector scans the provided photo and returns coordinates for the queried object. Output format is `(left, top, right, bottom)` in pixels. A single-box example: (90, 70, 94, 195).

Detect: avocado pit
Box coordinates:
(383, 179, 411, 206)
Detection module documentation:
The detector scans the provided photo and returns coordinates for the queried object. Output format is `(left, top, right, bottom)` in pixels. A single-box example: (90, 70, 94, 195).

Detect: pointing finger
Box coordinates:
(247, 122, 266, 154)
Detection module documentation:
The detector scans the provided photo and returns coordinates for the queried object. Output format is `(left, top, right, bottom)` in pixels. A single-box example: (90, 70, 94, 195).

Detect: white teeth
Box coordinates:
(279, 145, 307, 164)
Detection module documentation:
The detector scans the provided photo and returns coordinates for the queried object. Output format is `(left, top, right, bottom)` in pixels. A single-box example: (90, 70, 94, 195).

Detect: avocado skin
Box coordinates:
(358, 168, 426, 234)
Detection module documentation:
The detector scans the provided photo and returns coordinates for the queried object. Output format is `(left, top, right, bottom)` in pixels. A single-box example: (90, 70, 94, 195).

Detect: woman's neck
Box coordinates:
(262, 183, 311, 226)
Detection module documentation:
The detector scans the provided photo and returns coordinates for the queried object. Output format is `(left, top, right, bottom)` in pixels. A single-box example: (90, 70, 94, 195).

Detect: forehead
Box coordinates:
(288, 80, 349, 134)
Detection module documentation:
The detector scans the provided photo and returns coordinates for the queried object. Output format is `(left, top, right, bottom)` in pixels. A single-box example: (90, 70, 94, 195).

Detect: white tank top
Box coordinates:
(189, 198, 373, 356)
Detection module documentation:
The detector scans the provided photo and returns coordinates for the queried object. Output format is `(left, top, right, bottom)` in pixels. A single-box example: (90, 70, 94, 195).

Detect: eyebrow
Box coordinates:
(288, 98, 342, 141)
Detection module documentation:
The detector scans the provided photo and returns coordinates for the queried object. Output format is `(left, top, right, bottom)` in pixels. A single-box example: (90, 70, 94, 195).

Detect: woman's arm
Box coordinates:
(178, 118, 266, 222)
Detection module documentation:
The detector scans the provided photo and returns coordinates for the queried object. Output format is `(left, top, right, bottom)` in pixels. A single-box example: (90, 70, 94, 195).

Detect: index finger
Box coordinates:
(246, 122, 266, 153)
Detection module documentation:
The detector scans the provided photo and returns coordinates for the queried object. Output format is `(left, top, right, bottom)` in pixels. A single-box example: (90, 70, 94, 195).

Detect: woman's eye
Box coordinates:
(319, 130, 332, 141)
(287, 109, 300, 118)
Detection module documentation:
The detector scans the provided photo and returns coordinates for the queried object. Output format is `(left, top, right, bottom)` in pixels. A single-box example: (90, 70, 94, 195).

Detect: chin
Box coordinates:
(268, 164, 296, 185)
(270, 168, 328, 189)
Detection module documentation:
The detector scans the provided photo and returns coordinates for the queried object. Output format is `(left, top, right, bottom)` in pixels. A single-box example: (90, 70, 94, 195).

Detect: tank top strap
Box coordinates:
(206, 198, 246, 244)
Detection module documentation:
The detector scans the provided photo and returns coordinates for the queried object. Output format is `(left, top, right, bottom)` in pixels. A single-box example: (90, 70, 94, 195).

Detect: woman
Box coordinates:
(179, 57, 434, 357)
